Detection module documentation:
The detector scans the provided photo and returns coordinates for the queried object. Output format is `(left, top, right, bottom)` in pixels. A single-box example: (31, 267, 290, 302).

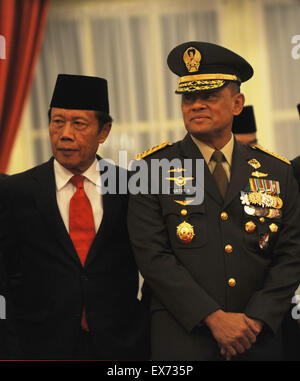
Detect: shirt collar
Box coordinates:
(53, 158, 100, 191)
(190, 133, 234, 166)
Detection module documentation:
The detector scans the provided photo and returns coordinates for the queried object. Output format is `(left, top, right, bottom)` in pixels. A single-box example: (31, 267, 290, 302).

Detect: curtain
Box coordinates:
(0, 0, 50, 172)
(263, 1, 300, 159)
(28, 0, 220, 166)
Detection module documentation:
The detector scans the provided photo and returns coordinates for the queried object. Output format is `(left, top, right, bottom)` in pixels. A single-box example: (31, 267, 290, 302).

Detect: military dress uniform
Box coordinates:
(128, 42, 300, 361)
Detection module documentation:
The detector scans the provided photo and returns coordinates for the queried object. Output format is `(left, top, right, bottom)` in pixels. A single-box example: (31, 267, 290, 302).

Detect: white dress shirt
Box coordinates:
(54, 158, 103, 233)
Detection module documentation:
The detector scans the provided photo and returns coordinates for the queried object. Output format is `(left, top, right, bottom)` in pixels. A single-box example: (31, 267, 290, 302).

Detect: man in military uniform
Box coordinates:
(128, 42, 300, 361)
(232, 105, 257, 146)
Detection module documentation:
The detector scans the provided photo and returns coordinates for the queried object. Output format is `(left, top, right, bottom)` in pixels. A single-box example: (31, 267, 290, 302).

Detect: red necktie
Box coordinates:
(69, 175, 95, 331)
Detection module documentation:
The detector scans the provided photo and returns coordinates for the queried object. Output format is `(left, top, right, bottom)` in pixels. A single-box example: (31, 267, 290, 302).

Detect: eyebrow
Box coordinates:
(51, 114, 89, 122)
(73, 116, 89, 122)
(51, 113, 65, 118)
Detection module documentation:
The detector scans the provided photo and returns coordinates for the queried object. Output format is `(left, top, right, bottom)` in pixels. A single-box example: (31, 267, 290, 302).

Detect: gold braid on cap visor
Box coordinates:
(176, 73, 239, 93)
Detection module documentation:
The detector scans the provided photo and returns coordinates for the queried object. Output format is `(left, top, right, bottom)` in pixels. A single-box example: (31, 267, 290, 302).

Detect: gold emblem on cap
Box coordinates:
(183, 47, 201, 72)
(176, 221, 195, 243)
(248, 159, 261, 169)
(245, 221, 256, 233)
(269, 223, 279, 233)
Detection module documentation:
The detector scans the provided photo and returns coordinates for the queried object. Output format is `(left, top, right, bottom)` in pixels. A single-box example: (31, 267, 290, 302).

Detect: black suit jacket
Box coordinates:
(128, 134, 300, 360)
(0, 158, 149, 360)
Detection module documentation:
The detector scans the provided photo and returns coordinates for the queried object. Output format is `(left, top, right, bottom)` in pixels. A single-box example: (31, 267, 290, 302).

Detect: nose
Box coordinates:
(191, 98, 207, 111)
(60, 121, 74, 140)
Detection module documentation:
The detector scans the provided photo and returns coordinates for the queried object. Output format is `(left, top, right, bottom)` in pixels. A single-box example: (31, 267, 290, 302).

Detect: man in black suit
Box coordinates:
(0, 74, 149, 360)
(128, 42, 300, 361)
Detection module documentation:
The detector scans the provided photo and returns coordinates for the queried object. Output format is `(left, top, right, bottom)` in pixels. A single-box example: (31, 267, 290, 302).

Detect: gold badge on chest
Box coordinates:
(176, 221, 195, 243)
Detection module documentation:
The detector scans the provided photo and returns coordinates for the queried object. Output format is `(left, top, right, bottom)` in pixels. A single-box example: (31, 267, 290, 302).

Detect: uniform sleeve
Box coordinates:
(244, 164, 300, 334)
(128, 190, 220, 333)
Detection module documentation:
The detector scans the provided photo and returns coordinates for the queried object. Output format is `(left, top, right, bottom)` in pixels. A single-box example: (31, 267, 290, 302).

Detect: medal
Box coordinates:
(244, 205, 255, 216)
(259, 233, 269, 249)
(248, 192, 263, 205)
(273, 196, 283, 209)
(266, 208, 282, 219)
(176, 221, 195, 243)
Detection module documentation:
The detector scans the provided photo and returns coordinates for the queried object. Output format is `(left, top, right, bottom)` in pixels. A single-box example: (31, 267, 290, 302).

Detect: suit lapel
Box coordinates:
(179, 134, 223, 206)
(32, 158, 81, 266)
(223, 140, 253, 209)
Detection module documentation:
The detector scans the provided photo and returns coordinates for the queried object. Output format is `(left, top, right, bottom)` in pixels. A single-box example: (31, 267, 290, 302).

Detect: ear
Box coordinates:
(97, 123, 112, 144)
(232, 93, 245, 116)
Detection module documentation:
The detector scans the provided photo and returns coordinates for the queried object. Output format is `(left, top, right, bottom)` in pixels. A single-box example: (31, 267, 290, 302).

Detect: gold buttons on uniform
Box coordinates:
(259, 217, 265, 223)
(181, 209, 188, 216)
(228, 278, 236, 287)
(225, 244, 233, 253)
(221, 212, 228, 221)
(269, 223, 278, 233)
(245, 221, 256, 233)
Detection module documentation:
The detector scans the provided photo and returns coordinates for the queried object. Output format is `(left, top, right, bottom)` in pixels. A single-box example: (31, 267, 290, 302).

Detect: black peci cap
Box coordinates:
(167, 41, 253, 94)
(297, 104, 300, 117)
(232, 105, 256, 134)
(50, 74, 109, 114)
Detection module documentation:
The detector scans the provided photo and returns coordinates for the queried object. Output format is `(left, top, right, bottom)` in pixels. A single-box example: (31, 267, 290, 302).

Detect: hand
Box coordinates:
(204, 310, 258, 359)
(244, 315, 264, 335)
(219, 316, 263, 360)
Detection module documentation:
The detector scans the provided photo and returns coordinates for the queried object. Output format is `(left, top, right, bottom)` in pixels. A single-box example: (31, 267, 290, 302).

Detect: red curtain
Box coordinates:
(0, 0, 50, 172)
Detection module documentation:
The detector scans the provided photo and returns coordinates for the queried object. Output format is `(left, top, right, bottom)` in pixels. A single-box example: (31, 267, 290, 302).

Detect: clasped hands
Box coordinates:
(204, 309, 264, 361)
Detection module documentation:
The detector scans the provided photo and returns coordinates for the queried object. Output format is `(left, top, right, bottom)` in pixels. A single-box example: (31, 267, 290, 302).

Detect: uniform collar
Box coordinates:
(190, 133, 234, 166)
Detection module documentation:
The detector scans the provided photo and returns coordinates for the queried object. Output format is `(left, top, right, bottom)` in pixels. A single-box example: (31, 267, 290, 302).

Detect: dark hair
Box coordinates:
(48, 108, 113, 133)
(228, 81, 241, 95)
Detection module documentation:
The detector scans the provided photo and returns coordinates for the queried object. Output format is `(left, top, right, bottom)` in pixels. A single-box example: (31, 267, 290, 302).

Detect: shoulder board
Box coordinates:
(251, 145, 291, 165)
(135, 141, 172, 160)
